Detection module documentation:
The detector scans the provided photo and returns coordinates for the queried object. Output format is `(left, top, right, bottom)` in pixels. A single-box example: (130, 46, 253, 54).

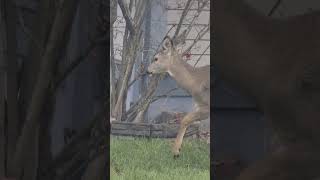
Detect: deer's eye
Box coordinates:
(154, 57, 158, 61)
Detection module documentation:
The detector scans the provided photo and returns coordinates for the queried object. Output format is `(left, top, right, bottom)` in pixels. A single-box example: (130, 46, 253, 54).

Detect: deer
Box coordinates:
(147, 36, 210, 158)
(214, 0, 320, 179)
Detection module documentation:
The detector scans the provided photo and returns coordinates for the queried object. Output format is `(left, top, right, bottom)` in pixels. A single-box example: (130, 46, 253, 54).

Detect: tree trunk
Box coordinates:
(3, 0, 20, 176)
(81, 153, 106, 180)
(19, 0, 56, 121)
(132, 75, 163, 123)
(112, 0, 149, 121)
(110, 29, 116, 111)
(0, 75, 5, 177)
(109, 0, 117, 116)
(0, 86, 5, 177)
(0, 0, 6, 174)
(10, 0, 80, 177)
(113, 32, 142, 121)
(11, 1, 56, 179)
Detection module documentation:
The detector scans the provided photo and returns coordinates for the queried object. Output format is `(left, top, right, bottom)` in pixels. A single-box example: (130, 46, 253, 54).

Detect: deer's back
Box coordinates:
(193, 65, 210, 84)
(192, 65, 210, 106)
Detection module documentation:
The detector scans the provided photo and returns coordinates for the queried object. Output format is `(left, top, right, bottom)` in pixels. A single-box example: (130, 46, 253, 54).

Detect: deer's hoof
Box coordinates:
(173, 154, 180, 159)
(172, 148, 181, 159)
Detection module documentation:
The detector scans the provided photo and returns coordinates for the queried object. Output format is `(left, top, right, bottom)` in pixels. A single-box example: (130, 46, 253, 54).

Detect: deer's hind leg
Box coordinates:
(172, 106, 209, 158)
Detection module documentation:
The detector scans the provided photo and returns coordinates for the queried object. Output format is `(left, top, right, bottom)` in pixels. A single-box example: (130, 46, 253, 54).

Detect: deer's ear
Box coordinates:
(172, 30, 187, 54)
(175, 44, 184, 54)
(162, 36, 173, 50)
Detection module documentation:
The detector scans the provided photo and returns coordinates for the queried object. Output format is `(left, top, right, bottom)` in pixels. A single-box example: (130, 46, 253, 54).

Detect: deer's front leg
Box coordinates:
(172, 106, 209, 158)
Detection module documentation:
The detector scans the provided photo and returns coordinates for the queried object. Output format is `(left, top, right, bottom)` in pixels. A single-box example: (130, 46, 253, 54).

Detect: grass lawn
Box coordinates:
(110, 136, 210, 180)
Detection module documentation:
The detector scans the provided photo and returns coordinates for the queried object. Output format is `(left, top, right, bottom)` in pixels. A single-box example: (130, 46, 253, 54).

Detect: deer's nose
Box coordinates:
(146, 69, 153, 77)
(146, 66, 152, 74)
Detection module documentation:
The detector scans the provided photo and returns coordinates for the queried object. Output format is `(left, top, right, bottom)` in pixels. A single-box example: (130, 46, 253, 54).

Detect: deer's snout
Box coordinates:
(147, 64, 154, 74)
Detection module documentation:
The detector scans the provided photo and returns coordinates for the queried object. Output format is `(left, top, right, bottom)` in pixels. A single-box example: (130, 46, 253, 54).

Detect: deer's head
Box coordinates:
(147, 35, 185, 75)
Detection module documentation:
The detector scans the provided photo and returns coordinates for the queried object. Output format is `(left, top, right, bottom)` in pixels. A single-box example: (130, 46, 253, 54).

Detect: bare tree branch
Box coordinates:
(128, 72, 147, 88)
(127, 0, 199, 123)
(194, 44, 209, 67)
(131, 86, 179, 123)
(17, 10, 41, 49)
(184, 0, 209, 37)
(119, 0, 134, 79)
(11, 0, 80, 176)
(126, 74, 164, 122)
(113, 0, 151, 121)
(110, 28, 117, 110)
(268, 0, 282, 16)
(135, 0, 151, 30)
(113, 30, 143, 120)
(151, 88, 179, 103)
(173, 0, 194, 39)
(53, 36, 107, 91)
(113, 0, 134, 110)
(182, 26, 209, 55)
(117, 0, 135, 34)
(119, 0, 210, 123)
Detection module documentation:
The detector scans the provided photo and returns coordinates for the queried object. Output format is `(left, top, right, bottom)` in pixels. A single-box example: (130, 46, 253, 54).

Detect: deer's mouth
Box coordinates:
(146, 70, 153, 76)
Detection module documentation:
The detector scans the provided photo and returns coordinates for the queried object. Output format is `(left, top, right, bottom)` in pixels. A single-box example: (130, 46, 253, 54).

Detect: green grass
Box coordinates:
(110, 136, 210, 180)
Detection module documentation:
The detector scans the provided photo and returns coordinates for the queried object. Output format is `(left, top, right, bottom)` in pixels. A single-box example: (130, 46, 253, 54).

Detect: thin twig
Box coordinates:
(173, 0, 194, 39)
(17, 10, 41, 49)
(117, 0, 135, 34)
(268, 0, 282, 16)
(126, 0, 197, 122)
(135, 0, 151, 30)
(154, 24, 176, 52)
(194, 44, 210, 67)
(182, 26, 209, 55)
(53, 36, 107, 91)
(128, 72, 147, 88)
(185, 0, 209, 37)
(151, 87, 179, 103)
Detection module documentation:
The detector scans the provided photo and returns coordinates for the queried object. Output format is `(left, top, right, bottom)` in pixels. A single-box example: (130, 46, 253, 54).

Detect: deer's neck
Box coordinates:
(167, 58, 198, 94)
(214, 0, 279, 97)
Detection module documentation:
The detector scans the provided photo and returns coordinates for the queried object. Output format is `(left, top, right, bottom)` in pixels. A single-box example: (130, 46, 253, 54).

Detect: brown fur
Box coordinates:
(148, 37, 210, 157)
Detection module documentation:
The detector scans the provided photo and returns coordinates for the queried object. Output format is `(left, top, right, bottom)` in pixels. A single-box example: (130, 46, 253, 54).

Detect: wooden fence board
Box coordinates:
(111, 121, 200, 138)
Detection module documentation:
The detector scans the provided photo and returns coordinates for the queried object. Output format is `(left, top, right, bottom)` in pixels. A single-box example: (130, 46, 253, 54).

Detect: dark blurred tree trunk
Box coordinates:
(0, 0, 107, 179)
(0, 0, 7, 176)
(12, 0, 56, 179)
(4, 0, 19, 172)
(80, 1, 108, 179)
(19, 0, 56, 122)
(9, 0, 80, 179)
(81, 153, 106, 180)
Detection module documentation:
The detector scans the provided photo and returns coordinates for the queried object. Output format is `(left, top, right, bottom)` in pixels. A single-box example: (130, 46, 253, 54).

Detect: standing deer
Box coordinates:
(147, 36, 210, 157)
(214, 0, 320, 179)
